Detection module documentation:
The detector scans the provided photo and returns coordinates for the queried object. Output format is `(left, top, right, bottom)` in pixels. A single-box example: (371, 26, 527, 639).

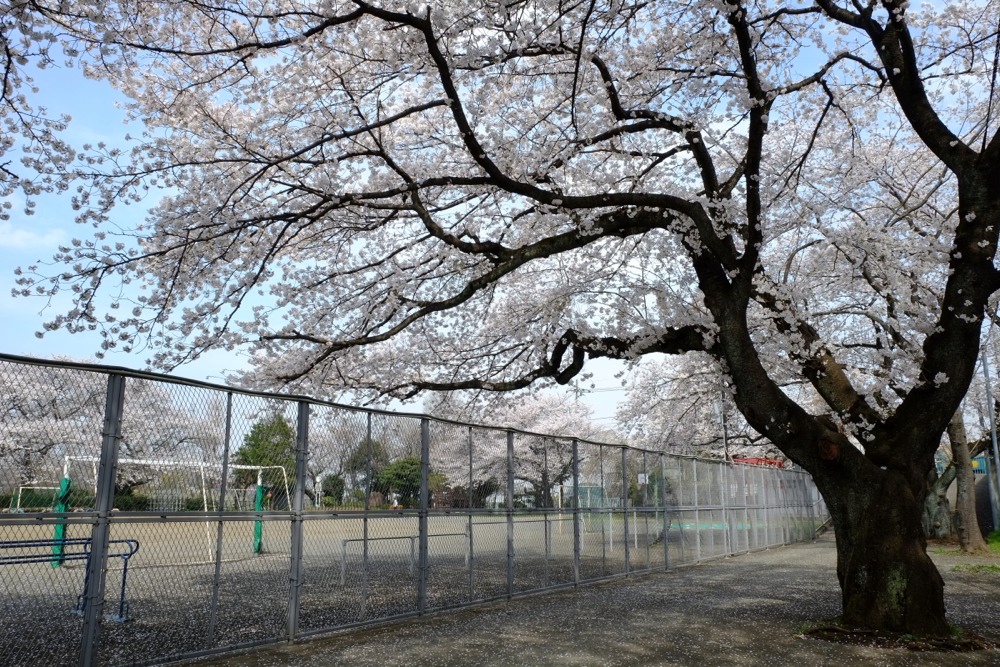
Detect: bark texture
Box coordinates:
(948, 415, 990, 554)
(818, 463, 947, 635)
(923, 465, 956, 540)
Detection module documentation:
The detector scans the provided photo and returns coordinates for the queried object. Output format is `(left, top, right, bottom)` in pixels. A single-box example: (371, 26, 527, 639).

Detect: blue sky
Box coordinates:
(1, 60, 627, 421)
(1, 62, 242, 384)
(2, 64, 121, 363)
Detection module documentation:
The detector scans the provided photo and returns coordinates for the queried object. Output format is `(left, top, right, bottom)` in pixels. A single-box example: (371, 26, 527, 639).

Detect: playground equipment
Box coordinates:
(0, 537, 139, 622)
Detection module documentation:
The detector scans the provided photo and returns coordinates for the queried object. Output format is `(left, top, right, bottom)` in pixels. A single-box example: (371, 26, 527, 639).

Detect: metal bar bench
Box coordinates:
(0, 537, 140, 622)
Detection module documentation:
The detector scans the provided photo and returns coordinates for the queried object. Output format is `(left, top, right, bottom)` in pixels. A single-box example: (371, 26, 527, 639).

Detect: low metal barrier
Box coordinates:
(0, 537, 140, 623)
(340, 530, 470, 584)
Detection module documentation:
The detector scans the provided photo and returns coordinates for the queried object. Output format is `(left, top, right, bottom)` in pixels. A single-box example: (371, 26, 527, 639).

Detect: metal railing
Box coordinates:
(0, 353, 827, 667)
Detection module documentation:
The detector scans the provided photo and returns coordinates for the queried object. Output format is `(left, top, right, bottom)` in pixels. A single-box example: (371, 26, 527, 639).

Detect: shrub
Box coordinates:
(113, 495, 151, 511)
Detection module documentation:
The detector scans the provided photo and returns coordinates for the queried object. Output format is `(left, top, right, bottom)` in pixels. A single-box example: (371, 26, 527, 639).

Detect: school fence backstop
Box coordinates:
(0, 353, 827, 667)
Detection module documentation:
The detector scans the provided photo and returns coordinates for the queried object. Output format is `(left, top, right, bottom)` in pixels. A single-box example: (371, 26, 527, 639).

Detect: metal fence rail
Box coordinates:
(0, 353, 828, 667)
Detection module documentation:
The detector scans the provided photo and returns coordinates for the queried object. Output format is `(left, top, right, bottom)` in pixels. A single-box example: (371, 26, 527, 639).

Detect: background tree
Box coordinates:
(616, 353, 783, 459)
(923, 456, 958, 541)
(343, 436, 391, 502)
(919, 338, 999, 549)
(945, 412, 991, 554)
(1, 358, 219, 497)
(447, 477, 502, 510)
(233, 414, 296, 506)
(302, 417, 352, 507)
(1, 360, 108, 488)
(430, 391, 611, 508)
(11, 0, 1000, 636)
(321, 473, 345, 506)
(374, 456, 422, 508)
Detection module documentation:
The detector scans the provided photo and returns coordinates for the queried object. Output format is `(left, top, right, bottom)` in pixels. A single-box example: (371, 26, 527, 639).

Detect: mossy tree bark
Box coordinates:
(923, 464, 956, 541)
(817, 465, 947, 634)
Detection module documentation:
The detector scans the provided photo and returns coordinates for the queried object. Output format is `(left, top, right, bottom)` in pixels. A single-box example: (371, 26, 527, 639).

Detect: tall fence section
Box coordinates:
(0, 354, 827, 667)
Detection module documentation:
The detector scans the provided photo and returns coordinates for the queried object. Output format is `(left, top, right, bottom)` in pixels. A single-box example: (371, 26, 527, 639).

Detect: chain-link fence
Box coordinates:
(0, 353, 827, 667)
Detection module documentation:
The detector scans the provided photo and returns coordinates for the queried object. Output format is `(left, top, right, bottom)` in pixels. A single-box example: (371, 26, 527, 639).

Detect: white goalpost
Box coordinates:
(61, 456, 291, 560)
(9, 485, 59, 512)
(61, 457, 290, 509)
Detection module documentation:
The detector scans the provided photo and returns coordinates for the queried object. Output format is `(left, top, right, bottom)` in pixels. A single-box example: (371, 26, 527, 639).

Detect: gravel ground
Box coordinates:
(187, 534, 1000, 667)
(1, 515, 689, 666)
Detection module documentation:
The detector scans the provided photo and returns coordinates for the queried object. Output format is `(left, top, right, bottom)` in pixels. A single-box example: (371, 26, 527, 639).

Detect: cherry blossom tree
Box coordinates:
(0, 2, 118, 221)
(10, 0, 1000, 636)
(0, 358, 220, 495)
(0, 359, 107, 488)
(429, 391, 611, 507)
(615, 353, 779, 458)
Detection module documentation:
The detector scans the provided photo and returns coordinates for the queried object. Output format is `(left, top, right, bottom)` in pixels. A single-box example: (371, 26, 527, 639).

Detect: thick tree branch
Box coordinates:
(387, 324, 714, 398)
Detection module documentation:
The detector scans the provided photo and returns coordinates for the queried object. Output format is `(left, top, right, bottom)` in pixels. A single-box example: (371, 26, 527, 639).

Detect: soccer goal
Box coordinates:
(215, 465, 291, 555)
(60, 456, 290, 560)
(8, 485, 59, 512)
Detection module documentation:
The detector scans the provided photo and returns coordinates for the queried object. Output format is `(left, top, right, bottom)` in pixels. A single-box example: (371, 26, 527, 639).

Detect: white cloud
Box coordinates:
(0, 221, 66, 250)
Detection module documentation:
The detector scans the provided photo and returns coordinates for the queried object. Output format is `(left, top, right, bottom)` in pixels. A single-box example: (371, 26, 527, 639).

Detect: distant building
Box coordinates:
(972, 455, 988, 476)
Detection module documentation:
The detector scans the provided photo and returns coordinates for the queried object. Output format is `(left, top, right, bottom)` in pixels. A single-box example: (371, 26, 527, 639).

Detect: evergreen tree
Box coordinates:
(233, 414, 296, 506)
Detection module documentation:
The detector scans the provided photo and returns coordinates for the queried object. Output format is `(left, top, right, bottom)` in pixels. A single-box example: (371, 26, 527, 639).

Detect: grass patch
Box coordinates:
(930, 532, 1000, 556)
(796, 617, 841, 635)
(931, 547, 962, 555)
(953, 563, 1000, 575)
(987, 531, 1000, 555)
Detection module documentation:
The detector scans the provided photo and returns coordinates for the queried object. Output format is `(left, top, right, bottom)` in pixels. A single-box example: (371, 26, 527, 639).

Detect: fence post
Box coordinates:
(362, 412, 372, 619)
(797, 474, 808, 541)
(776, 471, 786, 545)
(506, 430, 515, 599)
(786, 474, 796, 542)
(572, 439, 580, 586)
(543, 440, 550, 585)
(660, 454, 669, 570)
(720, 462, 731, 556)
(762, 467, 772, 547)
(806, 474, 817, 539)
(467, 426, 475, 600)
(641, 452, 649, 569)
(782, 473, 791, 544)
(207, 391, 233, 647)
(741, 464, 751, 551)
(692, 459, 701, 562)
(675, 455, 684, 562)
(621, 447, 630, 575)
(599, 445, 607, 573)
(287, 401, 309, 640)
(79, 373, 126, 667)
(418, 418, 430, 614)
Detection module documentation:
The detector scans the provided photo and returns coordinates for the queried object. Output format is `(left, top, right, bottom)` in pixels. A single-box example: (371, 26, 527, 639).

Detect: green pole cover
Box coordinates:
(51, 477, 72, 568)
(253, 483, 265, 554)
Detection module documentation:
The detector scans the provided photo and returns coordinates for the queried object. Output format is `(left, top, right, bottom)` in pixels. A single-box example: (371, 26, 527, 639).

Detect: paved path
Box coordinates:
(191, 534, 1000, 667)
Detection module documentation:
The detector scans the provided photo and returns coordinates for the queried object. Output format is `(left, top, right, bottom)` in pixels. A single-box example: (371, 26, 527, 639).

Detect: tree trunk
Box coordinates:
(923, 464, 956, 540)
(817, 465, 948, 635)
(948, 414, 990, 554)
